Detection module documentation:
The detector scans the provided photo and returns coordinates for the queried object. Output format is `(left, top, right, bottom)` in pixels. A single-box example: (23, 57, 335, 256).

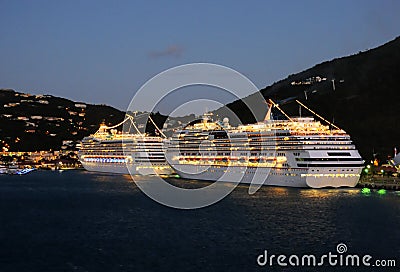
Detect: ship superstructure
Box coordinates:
(78, 116, 173, 175)
(165, 100, 364, 188)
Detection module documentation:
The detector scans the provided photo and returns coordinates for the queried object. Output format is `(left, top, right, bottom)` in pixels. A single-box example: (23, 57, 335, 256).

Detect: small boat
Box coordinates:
(14, 168, 36, 175)
(7, 164, 19, 175)
(5, 163, 36, 175)
(0, 164, 7, 174)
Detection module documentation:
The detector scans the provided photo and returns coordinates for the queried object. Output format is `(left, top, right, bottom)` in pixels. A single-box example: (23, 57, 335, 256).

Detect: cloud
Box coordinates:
(149, 45, 184, 58)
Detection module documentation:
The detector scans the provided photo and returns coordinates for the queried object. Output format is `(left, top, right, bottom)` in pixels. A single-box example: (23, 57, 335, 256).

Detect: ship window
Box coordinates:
(327, 152, 351, 156)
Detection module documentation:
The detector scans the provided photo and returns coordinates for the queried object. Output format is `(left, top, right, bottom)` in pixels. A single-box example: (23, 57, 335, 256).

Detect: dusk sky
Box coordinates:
(1, 0, 399, 114)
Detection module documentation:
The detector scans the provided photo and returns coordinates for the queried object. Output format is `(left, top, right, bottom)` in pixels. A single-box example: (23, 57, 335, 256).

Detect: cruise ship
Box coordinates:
(78, 117, 173, 175)
(165, 100, 364, 188)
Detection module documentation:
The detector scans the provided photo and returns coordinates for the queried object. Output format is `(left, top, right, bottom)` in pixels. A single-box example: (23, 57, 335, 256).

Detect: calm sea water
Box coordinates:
(0, 170, 399, 272)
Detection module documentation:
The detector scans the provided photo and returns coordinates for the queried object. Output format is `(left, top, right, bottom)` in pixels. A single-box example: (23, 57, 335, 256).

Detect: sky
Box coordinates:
(1, 0, 399, 115)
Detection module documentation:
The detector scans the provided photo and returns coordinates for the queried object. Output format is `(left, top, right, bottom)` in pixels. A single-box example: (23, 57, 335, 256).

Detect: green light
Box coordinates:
(361, 188, 371, 194)
(364, 169, 369, 173)
(377, 189, 386, 195)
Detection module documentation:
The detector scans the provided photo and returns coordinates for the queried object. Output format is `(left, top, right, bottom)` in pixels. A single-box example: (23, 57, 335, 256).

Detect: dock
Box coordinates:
(357, 176, 400, 190)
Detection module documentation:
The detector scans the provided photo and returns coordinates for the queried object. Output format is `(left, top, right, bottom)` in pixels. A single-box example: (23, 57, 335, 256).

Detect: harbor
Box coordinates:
(0, 149, 82, 175)
(358, 175, 400, 191)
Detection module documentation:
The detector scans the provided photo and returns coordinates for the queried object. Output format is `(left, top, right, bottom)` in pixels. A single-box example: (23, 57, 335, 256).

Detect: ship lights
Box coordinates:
(301, 173, 360, 178)
(276, 156, 287, 163)
(377, 189, 386, 195)
(361, 188, 371, 194)
(83, 156, 128, 163)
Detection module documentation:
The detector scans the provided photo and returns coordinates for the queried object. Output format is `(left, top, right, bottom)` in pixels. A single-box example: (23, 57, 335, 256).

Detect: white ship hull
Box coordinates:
(172, 165, 361, 188)
(80, 160, 173, 176)
(166, 115, 364, 189)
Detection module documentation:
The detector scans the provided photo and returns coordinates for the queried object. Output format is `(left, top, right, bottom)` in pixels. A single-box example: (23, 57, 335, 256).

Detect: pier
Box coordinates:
(357, 176, 400, 191)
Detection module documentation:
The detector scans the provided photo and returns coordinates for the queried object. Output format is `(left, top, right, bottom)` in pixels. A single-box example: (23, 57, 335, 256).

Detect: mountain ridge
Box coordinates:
(221, 36, 400, 160)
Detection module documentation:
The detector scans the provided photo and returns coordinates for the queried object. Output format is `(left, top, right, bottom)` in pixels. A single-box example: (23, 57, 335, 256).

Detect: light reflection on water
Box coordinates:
(299, 188, 360, 199)
(122, 174, 400, 201)
(266, 186, 289, 197)
(85, 172, 134, 183)
(1, 170, 400, 271)
(80, 172, 400, 204)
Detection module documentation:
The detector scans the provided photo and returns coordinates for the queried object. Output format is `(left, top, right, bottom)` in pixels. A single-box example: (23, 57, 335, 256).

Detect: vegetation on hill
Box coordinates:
(0, 89, 124, 151)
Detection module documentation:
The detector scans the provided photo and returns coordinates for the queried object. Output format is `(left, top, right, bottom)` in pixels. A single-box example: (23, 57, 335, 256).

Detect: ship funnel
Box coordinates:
(222, 117, 230, 128)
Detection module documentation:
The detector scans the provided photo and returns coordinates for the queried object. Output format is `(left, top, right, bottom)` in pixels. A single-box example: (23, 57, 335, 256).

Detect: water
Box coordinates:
(0, 171, 399, 271)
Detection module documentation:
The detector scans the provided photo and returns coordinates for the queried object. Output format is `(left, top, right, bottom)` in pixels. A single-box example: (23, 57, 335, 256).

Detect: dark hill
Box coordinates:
(0, 89, 125, 151)
(222, 37, 400, 161)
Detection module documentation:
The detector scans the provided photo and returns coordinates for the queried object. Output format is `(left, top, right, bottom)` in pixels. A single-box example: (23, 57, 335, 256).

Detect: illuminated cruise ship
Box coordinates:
(165, 100, 364, 188)
(78, 117, 173, 175)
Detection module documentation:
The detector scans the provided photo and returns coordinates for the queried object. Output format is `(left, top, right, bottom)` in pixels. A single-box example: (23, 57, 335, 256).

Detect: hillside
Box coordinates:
(221, 36, 400, 161)
(0, 89, 125, 151)
(0, 89, 197, 152)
